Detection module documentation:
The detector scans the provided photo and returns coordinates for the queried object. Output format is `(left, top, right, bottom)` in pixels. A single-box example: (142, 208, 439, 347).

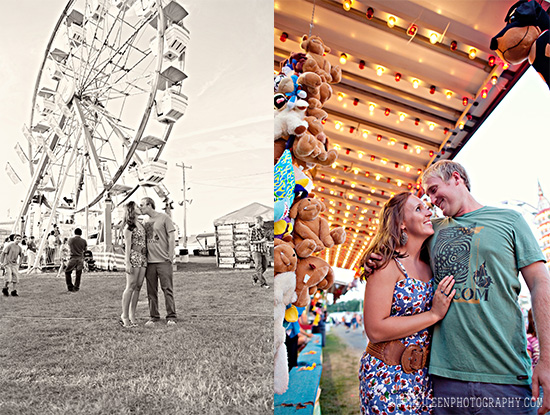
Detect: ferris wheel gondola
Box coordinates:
(14, 0, 190, 271)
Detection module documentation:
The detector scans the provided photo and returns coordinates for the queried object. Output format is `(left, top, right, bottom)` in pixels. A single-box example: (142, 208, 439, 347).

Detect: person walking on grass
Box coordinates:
(250, 215, 269, 289)
(139, 197, 177, 326)
(1, 234, 23, 297)
(65, 228, 87, 292)
(120, 201, 147, 328)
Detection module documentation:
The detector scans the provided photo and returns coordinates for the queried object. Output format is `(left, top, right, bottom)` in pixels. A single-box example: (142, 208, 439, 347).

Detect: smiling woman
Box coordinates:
(358, 192, 455, 414)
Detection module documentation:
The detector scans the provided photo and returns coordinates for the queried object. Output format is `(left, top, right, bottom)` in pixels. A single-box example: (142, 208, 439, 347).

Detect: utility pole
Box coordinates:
(176, 162, 192, 248)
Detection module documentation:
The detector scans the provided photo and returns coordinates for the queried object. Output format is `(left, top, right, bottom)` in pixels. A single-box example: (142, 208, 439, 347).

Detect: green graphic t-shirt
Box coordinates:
(427, 206, 544, 385)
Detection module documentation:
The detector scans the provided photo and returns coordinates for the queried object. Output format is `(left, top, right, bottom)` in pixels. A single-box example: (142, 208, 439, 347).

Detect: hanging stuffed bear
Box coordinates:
(490, 0, 550, 88)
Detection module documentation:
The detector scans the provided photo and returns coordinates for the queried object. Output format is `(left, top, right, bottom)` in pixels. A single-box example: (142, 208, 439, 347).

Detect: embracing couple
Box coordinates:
(359, 160, 550, 415)
(119, 197, 177, 328)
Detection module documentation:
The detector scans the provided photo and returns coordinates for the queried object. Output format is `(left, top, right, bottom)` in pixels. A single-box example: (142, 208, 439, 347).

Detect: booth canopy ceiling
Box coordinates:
(274, 0, 530, 273)
(214, 202, 274, 226)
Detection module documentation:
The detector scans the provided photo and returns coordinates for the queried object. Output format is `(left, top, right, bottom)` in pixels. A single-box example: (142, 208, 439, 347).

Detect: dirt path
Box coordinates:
(328, 324, 368, 358)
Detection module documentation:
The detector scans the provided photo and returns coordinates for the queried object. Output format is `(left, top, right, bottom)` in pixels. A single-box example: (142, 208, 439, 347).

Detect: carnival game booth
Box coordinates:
(213, 203, 274, 269)
(87, 222, 125, 271)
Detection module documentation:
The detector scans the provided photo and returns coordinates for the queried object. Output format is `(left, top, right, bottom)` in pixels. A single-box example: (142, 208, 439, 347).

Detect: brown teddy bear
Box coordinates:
(490, 0, 550, 88)
(298, 75, 333, 120)
(300, 35, 342, 84)
(292, 115, 338, 167)
(273, 236, 316, 274)
(293, 131, 338, 167)
(289, 193, 347, 252)
(293, 255, 335, 307)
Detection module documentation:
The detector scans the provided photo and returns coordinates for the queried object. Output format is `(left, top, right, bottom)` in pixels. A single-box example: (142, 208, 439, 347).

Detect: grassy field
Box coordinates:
(0, 260, 273, 414)
(320, 333, 362, 415)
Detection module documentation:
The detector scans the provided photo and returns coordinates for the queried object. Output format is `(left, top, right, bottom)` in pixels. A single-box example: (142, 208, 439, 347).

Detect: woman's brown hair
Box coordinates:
(124, 201, 138, 232)
(359, 192, 411, 281)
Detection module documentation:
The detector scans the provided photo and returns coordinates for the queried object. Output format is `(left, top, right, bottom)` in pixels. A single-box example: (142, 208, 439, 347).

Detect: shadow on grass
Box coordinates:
(320, 333, 361, 415)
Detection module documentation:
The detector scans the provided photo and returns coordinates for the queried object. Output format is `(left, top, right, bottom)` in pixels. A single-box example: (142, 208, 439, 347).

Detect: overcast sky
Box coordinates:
(0, 0, 272, 237)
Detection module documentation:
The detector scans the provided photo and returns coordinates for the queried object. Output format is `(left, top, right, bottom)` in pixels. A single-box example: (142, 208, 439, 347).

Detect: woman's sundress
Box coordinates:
(129, 225, 147, 268)
(359, 258, 435, 415)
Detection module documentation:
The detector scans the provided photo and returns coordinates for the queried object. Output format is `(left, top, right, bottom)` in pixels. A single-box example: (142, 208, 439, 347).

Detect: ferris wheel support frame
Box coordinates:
(13, 113, 70, 236)
(27, 129, 82, 274)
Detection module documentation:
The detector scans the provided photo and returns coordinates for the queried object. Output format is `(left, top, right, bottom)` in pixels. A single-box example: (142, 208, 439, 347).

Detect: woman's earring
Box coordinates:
(400, 230, 408, 246)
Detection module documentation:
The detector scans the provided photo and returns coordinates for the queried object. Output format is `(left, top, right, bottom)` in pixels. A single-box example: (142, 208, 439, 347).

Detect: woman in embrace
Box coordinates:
(359, 192, 455, 414)
(120, 201, 147, 328)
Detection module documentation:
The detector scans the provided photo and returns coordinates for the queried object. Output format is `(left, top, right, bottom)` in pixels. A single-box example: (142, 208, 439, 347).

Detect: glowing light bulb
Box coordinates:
(387, 16, 396, 28)
(407, 24, 417, 36)
(491, 76, 498, 85)
(340, 53, 348, 64)
(412, 79, 420, 89)
(446, 91, 453, 99)
(429, 32, 439, 44)
(369, 104, 376, 112)
(399, 113, 406, 122)
(469, 48, 477, 60)
(429, 123, 435, 131)
(376, 66, 385, 76)
(343, 0, 352, 11)
(337, 93, 344, 101)
(362, 130, 368, 139)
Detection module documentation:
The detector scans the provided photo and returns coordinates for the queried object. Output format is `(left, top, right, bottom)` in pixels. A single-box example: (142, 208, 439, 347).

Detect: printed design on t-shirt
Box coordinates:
(433, 224, 477, 284)
(473, 261, 493, 288)
(144, 222, 160, 244)
(433, 223, 491, 303)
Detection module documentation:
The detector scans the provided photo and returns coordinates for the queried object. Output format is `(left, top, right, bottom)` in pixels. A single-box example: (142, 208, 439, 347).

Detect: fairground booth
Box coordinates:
(273, 0, 544, 412)
(214, 202, 274, 269)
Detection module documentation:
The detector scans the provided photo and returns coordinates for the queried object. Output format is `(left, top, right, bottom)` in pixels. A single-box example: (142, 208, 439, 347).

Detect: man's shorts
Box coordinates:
(5, 264, 20, 283)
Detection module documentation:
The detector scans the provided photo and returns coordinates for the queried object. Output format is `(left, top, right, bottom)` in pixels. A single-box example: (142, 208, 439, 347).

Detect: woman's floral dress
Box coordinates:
(359, 258, 435, 414)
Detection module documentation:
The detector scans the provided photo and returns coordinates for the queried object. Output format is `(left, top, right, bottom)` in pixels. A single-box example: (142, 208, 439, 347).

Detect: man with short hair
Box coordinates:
(1, 234, 23, 296)
(422, 160, 550, 415)
(139, 197, 177, 326)
(250, 215, 269, 289)
(65, 228, 87, 292)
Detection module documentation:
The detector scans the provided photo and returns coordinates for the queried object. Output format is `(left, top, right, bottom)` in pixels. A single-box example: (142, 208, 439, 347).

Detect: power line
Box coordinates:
(188, 171, 272, 182)
(190, 182, 270, 190)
